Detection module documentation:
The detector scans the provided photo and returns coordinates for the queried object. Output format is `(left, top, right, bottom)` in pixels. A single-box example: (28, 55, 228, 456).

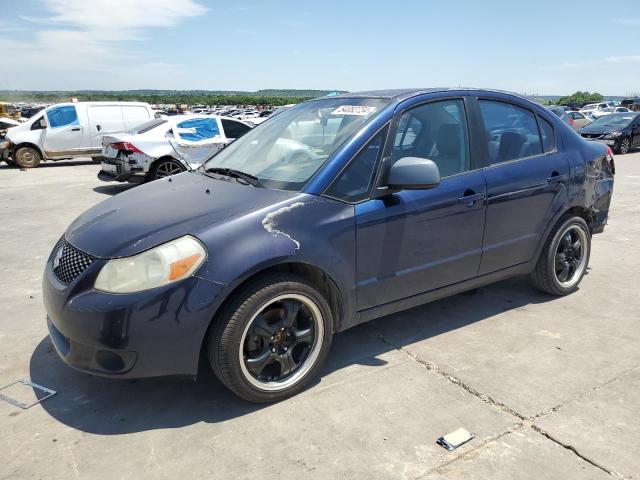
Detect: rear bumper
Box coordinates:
(98, 159, 145, 183)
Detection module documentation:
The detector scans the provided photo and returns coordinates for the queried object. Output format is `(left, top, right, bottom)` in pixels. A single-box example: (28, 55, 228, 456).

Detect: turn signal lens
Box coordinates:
(95, 236, 206, 293)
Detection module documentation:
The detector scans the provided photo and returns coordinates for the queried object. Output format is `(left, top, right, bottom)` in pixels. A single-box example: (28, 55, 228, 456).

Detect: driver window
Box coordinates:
(326, 127, 386, 202)
(390, 99, 470, 178)
(46, 105, 79, 129)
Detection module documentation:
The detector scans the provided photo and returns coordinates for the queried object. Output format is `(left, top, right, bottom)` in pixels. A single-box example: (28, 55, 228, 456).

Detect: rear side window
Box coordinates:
(176, 118, 220, 141)
(537, 115, 555, 153)
(479, 100, 543, 164)
(326, 127, 386, 202)
(221, 119, 251, 139)
(46, 105, 78, 128)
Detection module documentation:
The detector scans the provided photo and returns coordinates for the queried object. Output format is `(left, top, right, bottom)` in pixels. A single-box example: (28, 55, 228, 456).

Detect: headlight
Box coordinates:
(604, 131, 622, 139)
(94, 235, 206, 293)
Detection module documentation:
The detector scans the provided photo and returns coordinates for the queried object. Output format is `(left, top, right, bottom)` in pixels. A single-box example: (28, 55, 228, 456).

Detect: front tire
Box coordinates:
(529, 216, 591, 296)
(209, 274, 333, 403)
(616, 136, 631, 154)
(149, 158, 185, 181)
(14, 146, 41, 168)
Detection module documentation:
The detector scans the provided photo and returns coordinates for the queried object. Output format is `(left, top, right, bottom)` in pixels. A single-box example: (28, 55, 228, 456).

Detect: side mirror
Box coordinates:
(387, 157, 441, 190)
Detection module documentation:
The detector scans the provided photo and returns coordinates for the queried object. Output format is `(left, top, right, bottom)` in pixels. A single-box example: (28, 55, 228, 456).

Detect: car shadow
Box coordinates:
(93, 184, 136, 196)
(0, 159, 97, 170)
(29, 276, 556, 435)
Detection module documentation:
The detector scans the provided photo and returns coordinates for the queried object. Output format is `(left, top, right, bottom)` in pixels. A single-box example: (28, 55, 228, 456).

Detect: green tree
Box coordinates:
(557, 91, 603, 106)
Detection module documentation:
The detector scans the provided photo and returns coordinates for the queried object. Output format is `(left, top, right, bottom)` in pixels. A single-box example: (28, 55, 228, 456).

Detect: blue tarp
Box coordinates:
(47, 105, 79, 128)
(176, 118, 219, 141)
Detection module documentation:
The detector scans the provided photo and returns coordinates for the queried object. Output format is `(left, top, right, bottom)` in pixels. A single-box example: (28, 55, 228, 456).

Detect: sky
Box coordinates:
(0, 0, 639, 95)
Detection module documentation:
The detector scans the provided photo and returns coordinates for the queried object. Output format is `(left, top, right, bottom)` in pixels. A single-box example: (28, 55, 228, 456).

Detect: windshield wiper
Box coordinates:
(203, 167, 264, 188)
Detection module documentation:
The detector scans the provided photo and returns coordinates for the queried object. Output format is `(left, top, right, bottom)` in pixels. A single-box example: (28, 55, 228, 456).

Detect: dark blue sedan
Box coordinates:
(43, 89, 615, 402)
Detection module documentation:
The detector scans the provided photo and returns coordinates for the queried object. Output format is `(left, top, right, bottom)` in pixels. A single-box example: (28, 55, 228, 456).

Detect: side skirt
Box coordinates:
(351, 262, 533, 327)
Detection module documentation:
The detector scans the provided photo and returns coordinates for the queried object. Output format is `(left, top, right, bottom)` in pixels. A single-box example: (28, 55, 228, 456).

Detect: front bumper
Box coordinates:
(43, 245, 225, 378)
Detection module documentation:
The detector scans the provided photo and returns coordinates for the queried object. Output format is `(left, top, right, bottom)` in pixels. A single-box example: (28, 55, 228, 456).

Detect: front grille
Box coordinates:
(51, 237, 94, 285)
(581, 133, 603, 139)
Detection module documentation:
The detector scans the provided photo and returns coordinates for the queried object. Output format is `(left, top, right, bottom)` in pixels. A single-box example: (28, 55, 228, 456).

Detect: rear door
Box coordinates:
(632, 116, 640, 147)
(88, 105, 125, 147)
(477, 98, 570, 275)
(170, 117, 226, 166)
(122, 105, 152, 130)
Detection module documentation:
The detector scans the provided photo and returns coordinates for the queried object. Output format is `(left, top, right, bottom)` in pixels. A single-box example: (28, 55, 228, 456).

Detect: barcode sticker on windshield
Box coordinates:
(331, 105, 377, 116)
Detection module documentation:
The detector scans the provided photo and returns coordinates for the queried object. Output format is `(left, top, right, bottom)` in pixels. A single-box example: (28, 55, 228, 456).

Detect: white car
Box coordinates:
(98, 115, 253, 183)
(579, 102, 613, 117)
(1, 102, 154, 168)
(591, 106, 632, 119)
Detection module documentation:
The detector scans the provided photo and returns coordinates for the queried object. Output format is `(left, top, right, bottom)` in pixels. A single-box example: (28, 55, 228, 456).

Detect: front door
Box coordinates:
(355, 98, 487, 309)
(42, 105, 83, 154)
(477, 99, 571, 275)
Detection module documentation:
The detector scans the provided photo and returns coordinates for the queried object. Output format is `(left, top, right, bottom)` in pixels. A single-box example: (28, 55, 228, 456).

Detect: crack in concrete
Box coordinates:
(530, 425, 620, 478)
(373, 329, 625, 478)
(374, 332, 527, 420)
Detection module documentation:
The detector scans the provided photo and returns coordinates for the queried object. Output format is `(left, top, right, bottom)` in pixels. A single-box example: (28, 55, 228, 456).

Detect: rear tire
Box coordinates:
(208, 273, 333, 403)
(14, 146, 41, 168)
(149, 158, 185, 181)
(529, 216, 591, 296)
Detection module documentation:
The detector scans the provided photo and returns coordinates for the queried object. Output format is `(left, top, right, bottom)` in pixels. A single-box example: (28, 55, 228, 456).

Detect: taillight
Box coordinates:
(568, 117, 575, 126)
(111, 142, 142, 153)
(605, 145, 613, 158)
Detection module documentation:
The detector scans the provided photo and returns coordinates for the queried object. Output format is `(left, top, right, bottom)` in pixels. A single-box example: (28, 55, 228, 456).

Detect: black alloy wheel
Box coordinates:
(617, 137, 631, 154)
(208, 274, 333, 403)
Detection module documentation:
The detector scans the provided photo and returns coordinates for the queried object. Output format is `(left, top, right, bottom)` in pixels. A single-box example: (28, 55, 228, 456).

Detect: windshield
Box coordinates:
(590, 113, 637, 129)
(202, 97, 390, 191)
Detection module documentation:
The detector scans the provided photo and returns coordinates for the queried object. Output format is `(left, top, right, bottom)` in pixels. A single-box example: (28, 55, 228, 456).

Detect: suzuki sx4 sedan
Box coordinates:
(43, 89, 615, 402)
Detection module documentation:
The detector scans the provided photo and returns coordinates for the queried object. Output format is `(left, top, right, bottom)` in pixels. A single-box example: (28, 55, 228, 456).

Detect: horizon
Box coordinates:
(0, 0, 639, 96)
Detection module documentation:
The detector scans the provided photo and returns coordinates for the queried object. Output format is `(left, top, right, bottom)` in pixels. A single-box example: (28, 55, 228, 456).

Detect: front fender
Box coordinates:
(194, 194, 356, 323)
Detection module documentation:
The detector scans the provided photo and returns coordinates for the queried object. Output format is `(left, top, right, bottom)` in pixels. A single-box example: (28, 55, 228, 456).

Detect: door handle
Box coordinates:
(457, 191, 485, 207)
(547, 173, 568, 184)
(71, 127, 81, 131)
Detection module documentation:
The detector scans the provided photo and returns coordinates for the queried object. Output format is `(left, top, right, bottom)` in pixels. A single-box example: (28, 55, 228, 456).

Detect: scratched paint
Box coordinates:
(261, 201, 305, 250)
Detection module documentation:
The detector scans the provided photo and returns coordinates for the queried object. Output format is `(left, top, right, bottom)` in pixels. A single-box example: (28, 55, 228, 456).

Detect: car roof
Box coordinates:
(323, 87, 531, 102)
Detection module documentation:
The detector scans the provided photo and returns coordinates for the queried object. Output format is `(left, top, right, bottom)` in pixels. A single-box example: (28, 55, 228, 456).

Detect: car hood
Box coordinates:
(66, 171, 296, 258)
(578, 124, 619, 135)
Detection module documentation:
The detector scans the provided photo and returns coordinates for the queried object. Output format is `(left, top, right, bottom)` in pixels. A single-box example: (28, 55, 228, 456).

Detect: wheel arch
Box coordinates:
(197, 260, 345, 371)
(12, 142, 44, 161)
(149, 155, 186, 174)
(530, 203, 594, 270)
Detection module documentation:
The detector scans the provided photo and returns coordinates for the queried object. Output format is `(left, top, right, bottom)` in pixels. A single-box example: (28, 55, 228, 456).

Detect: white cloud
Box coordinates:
(612, 18, 640, 26)
(0, 0, 207, 89)
(605, 55, 640, 63)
